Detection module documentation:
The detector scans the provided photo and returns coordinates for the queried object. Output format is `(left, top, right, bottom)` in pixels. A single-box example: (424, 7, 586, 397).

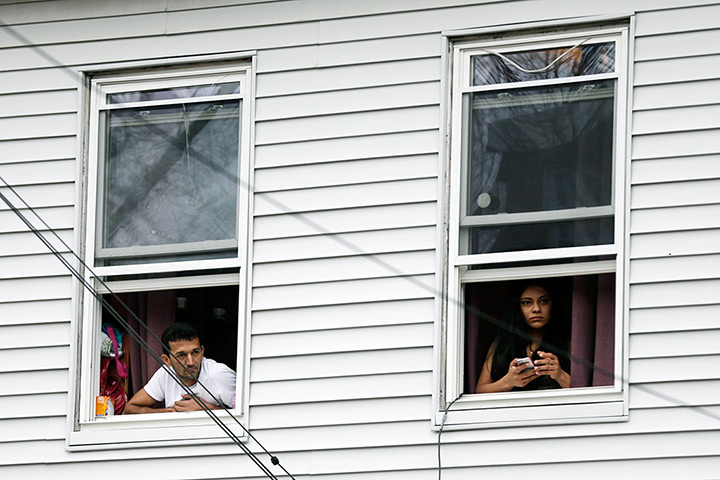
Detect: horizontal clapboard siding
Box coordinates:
(624, 3, 720, 478)
(630, 304, 720, 333)
(0, 4, 80, 460)
(254, 154, 438, 192)
(631, 154, 720, 184)
(253, 251, 436, 286)
(252, 275, 436, 310)
(0, 0, 718, 477)
(243, 0, 439, 466)
(0, 89, 78, 118)
(0, 299, 71, 327)
(0, 136, 77, 163)
(251, 298, 435, 334)
(254, 178, 438, 216)
(253, 202, 438, 239)
(254, 130, 439, 168)
(253, 226, 437, 263)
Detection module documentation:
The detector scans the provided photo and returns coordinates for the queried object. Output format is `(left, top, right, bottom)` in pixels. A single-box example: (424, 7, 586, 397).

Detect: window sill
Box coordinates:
(434, 387, 627, 430)
(66, 409, 247, 451)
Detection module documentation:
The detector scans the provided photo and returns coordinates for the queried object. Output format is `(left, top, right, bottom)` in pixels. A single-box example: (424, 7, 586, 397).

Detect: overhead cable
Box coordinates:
(0, 179, 291, 480)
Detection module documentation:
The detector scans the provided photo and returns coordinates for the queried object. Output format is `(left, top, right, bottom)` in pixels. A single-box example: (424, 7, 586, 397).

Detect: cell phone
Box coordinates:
(516, 357, 534, 372)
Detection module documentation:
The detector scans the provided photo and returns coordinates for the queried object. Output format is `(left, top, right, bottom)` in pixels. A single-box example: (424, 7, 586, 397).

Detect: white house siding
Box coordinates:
(0, 0, 719, 478)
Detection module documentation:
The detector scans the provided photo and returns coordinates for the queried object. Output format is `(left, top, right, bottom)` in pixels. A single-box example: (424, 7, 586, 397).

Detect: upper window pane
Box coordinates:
(108, 82, 241, 104)
(472, 42, 615, 86)
(100, 99, 240, 257)
(466, 80, 614, 218)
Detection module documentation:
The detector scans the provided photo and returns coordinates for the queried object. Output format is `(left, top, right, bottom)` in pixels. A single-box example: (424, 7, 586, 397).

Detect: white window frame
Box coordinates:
(68, 55, 255, 449)
(436, 23, 631, 430)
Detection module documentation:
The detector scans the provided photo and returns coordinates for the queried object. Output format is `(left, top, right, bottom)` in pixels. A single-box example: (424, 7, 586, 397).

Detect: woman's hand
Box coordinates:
(534, 351, 570, 388)
(475, 351, 536, 393)
(502, 358, 537, 389)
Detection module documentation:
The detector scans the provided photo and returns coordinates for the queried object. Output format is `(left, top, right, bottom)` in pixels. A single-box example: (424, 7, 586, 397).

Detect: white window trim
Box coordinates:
(435, 21, 633, 430)
(68, 54, 256, 449)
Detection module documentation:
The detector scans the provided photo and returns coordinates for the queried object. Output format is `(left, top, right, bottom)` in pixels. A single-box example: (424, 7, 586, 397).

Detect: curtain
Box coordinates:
(571, 273, 615, 387)
(110, 291, 176, 396)
(463, 282, 507, 393)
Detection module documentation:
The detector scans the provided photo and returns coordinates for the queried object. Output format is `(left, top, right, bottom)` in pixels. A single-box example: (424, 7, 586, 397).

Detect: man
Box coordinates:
(124, 322, 236, 414)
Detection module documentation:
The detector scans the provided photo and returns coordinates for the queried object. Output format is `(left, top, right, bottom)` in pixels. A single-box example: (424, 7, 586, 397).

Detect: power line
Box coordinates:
(0, 179, 292, 480)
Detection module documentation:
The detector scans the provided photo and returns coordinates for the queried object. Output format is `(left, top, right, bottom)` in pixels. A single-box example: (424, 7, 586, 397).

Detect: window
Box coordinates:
(71, 61, 252, 446)
(439, 24, 629, 428)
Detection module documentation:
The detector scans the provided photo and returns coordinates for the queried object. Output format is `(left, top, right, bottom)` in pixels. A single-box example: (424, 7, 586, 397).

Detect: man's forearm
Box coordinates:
(123, 404, 175, 414)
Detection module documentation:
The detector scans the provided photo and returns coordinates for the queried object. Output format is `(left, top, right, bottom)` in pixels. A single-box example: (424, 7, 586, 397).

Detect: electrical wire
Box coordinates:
(0, 179, 291, 480)
(437, 394, 462, 480)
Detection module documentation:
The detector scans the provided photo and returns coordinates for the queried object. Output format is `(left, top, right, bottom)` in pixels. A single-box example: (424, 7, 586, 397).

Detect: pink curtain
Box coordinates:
(571, 273, 615, 387)
(111, 291, 176, 396)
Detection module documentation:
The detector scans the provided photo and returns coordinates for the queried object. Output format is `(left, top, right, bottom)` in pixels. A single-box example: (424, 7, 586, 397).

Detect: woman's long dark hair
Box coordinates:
(489, 279, 571, 383)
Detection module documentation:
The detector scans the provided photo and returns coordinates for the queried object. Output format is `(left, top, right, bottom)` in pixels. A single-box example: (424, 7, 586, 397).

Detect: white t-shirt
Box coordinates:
(144, 357, 236, 409)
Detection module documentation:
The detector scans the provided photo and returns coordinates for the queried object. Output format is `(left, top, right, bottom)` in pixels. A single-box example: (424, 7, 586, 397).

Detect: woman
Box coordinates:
(475, 280, 571, 393)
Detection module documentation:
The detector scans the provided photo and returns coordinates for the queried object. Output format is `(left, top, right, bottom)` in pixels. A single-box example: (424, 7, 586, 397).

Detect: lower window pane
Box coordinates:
(467, 217, 614, 254)
(464, 274, 615, 394)
(99, 285, 239, 413)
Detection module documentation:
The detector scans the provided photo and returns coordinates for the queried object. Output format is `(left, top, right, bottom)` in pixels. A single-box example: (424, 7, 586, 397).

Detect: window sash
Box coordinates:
(458, 31, 623, 91)
(460, 259, 616, 283)
(89, 256, 242, 278)
(95, 238, 239, 260)
(100, 92, 245, 111)
(460, 205, 614, 227)
(469, 41, 616, 87)
(94, 272, 240, 295)
(455, 243, 617, 267)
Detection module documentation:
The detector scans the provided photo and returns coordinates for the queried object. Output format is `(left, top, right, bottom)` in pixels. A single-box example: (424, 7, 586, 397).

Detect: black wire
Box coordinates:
(0, 22, 293, 473)
(437, 394, 462, 480)
(1, 173, 294, 475)
(0, 183, 289, 480)
(6, 156, 720, 478)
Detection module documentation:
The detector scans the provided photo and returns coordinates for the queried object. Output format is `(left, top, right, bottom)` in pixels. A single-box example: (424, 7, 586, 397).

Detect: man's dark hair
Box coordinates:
(161, 322, 200, 352)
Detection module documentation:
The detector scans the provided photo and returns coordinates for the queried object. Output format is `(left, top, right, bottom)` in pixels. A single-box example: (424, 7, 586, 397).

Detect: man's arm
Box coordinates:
(123, 388, 175, 414)
(172, 394, 223, 412)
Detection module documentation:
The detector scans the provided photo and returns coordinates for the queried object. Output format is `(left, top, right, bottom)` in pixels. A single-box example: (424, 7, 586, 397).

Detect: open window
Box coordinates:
(440, 24, 629, 428)
(71, 61, 252, 446)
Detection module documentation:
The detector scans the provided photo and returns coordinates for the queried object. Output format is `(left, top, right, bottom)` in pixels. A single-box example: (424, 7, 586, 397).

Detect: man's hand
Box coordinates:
(173, 394, 221, 412)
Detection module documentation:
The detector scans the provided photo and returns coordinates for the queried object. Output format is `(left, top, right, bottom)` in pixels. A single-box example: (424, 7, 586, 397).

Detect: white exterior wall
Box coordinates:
(1, 0, 719, 477)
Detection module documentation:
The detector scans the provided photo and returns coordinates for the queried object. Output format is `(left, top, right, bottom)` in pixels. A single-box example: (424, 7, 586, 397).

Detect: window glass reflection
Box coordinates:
(467, 80, 614, 218)
(472, 43, 615, 86)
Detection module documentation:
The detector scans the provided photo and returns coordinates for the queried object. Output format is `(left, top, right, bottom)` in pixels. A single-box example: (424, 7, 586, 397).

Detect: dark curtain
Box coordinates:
(571, 273, 615, 387)
(464, 282, 509, 393)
